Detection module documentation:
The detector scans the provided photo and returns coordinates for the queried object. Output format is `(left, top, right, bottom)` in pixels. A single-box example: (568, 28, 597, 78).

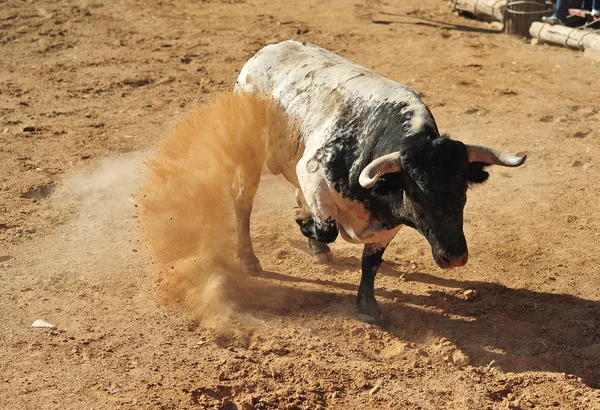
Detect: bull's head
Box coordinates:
(358, 137, 526, 269)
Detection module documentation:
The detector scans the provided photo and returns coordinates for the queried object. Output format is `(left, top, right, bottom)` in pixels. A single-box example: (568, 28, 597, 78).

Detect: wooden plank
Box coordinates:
(453, 0, 507, 22)
(530, 21, 600, 50)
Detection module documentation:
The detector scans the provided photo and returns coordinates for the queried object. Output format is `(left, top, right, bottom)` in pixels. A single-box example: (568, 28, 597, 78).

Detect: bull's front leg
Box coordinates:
(356, 243, 387, 326)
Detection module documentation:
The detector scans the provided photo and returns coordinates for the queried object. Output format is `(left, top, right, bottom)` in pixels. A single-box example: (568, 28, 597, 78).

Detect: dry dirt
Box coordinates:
(1, 0, 600, 409)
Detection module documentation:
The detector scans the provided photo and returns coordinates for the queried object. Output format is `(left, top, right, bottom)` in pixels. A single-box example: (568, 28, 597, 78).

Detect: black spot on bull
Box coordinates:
(311, 99, 420, 229)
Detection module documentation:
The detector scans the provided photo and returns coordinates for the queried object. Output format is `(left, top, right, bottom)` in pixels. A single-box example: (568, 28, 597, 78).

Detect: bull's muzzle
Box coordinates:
(436, 250, 468, 269)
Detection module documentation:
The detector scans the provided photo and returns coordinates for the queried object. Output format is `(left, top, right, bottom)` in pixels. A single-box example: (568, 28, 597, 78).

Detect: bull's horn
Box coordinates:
(466, 144, 527, 167)
(359, 152, 402, 188)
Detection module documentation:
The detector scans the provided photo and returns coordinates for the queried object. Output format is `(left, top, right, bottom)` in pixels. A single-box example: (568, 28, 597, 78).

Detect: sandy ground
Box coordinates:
(1, 0, 600, 408)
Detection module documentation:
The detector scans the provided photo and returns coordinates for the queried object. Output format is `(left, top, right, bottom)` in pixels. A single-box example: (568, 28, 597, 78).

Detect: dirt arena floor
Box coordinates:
(1, 0, 600, 408)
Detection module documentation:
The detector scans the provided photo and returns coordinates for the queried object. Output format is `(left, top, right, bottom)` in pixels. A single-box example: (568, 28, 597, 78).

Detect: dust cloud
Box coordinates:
(43, 151, 147, 274)
(138, 92, 296, 328)
(64, 151, 148, 232)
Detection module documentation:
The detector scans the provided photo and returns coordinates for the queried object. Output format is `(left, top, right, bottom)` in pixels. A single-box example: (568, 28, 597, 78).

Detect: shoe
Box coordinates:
(592, 9, 600, 18)
(542, 15, 564, 25)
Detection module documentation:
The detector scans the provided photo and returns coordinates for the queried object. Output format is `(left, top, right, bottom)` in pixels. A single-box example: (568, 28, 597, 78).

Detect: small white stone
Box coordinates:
(463, 289, 478, 300)
(32, 319, 55, 328)
(369, 380, 383, 395)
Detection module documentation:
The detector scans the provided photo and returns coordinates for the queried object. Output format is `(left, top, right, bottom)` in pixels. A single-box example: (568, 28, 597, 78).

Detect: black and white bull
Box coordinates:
(234, 40, 526, 324)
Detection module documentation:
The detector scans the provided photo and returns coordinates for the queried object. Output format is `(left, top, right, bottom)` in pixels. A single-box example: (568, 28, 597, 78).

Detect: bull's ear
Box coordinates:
(467, 162, 490, 186)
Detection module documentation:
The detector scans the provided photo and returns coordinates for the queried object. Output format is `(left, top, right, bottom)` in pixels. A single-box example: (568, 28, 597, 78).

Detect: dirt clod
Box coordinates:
(452, 350, 471, 367)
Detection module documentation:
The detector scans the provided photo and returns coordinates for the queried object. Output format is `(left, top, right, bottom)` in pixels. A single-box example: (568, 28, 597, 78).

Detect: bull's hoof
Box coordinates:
(307, 238, 332, 263)
(241, 261, 262, 276)
(314, 251, 333, 264)
(356, 298, 385, 326)
(238, 254, 262, 276)
(357, 311, 385, 326)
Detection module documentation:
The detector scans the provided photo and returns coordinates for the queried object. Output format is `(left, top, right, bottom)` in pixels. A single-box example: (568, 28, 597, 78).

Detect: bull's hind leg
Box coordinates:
(294, 188, 333, 263)
(232, 166, 262, 275)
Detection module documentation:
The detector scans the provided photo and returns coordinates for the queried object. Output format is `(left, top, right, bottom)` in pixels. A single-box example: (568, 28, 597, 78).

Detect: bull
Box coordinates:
(233, 40, 526, 324)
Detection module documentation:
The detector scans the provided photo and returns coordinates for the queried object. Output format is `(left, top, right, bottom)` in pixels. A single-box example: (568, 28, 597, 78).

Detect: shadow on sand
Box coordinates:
(242, 263, 599, 388)
(372, 11, 503, 34)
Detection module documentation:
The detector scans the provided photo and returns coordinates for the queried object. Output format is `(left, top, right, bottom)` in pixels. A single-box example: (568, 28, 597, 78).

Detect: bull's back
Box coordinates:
(236, 40, 358, 132)
(236, 41, 432, 141)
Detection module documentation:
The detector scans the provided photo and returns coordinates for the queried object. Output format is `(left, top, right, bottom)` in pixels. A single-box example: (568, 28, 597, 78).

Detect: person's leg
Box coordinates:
(555, 0, 571, 20)
(543, 0, 570, 24)
(592, 0, 600, 17)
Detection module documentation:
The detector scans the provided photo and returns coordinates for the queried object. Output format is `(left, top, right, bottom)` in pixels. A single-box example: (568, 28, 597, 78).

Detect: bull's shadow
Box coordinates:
(381, 272, 600, 388)
(250, 265, 600, 388)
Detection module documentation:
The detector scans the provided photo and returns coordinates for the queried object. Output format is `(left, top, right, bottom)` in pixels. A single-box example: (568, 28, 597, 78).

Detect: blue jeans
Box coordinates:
(554, 0, 599, 20)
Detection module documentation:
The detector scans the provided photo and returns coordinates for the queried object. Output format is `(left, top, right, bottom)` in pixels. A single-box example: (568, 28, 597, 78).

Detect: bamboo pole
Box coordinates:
(453, 0, 507, 22)
(530, 21, 600, 50)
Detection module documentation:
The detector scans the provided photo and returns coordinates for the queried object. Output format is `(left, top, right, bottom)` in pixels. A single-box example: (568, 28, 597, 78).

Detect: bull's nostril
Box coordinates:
(439, 252, 468, 269)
